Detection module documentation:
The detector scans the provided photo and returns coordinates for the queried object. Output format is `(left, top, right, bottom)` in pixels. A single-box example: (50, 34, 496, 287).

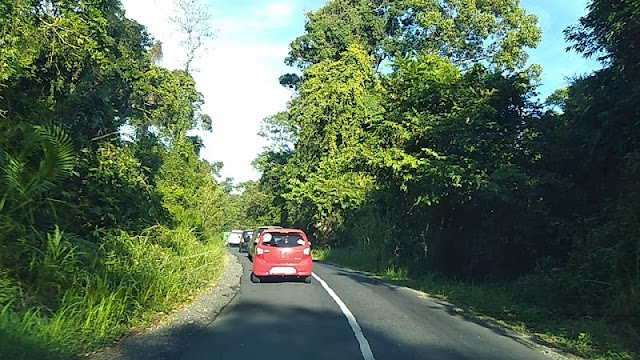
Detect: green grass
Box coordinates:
(313, 247, 639, 360)
(0, 225, 226, 359)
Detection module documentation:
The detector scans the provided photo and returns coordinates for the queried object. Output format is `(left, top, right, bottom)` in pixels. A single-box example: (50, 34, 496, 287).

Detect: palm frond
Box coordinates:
(35, 124, 75, 184)
(0, 122, 75, 244)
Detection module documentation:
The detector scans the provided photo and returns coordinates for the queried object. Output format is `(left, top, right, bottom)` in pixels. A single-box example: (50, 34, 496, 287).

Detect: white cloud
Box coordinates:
(121, 0, 303, 184)
(265, 2, 296, 21)
(191, 42, 294, 182)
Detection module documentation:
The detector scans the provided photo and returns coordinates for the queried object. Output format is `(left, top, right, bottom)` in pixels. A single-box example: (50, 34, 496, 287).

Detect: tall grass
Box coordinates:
(0, 225, 225, 359)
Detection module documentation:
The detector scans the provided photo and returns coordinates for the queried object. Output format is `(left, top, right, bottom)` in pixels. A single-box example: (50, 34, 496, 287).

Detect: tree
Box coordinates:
(258, 112, 299, 153)
(530, 0, 640, 315)
(0, 0, 154, 147)
(129, 67, 207, 138)
(279, 45, 383, 242)
(286, 0, 396, 70)
(393, 0, 541, 70)
(286, 0, 541, 72)
(565, 0, 640, 71)
(170, 0, 215, 72)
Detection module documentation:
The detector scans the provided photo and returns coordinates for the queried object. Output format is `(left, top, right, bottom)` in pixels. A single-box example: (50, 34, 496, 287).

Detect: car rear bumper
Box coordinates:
(253, 257, 312, 277)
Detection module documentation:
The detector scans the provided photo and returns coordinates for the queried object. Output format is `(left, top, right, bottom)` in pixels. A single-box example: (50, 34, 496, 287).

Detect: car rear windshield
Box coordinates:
(263, 233, 305, 248)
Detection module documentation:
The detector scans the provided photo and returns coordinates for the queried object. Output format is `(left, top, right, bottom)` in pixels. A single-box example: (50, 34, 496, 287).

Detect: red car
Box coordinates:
(251, 228, 313, 284)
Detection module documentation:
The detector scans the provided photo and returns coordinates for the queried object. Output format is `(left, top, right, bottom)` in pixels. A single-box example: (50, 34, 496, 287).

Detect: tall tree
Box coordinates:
(286, 0, 541, 71)
(170, 0, 215, 72)
(533, 0, 640, 314)
(286, 0, 396, 70)
(565, 0, 640, 71)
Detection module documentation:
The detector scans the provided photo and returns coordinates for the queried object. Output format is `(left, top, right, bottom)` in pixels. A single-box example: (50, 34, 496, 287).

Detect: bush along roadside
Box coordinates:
(0, 226, 225, 360)
(313, 248, 639, 360)
(0, 133, 233, 359)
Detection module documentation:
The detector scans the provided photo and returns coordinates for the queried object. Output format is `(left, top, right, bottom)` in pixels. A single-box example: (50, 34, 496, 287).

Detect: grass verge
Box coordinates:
(0, 225, 226, 360)
(313, 247, 639, 360)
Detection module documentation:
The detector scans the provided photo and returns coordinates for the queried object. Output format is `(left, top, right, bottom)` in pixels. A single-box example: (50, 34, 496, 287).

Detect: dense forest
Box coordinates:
(1, 0, 638, 358)
(252, 0, 639, 354)
(0, 0, 249, 358)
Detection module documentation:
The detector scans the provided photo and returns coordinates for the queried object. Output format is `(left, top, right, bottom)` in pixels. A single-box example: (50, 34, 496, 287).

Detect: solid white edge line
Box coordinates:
(312, 272, 376, 360)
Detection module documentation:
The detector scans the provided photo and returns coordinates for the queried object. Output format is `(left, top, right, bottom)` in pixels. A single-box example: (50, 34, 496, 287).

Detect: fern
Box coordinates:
(35, 125, 75, 184)
(0, 121, 75, 246)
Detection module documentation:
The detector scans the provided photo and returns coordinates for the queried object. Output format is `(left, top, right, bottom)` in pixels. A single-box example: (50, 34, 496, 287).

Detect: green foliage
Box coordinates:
(280, 45, 382, 240)
(72, 142, 162, 234)
(524, 0, 640, 322)
(157, 138, 226, 239)
(285, 0, 541, 71)
(130, 67, 208, 137)
(0, 121, 75, 261)
(254, 0, 639, 355)
(286, 0, 394, 69)
(378, 55, 548, 278)
(565, 0, 640, 69)
(1, 0, 153, 147)
(0, 226, 225, 359)
(0, 1, 231, 358)
(258, 112, 299, 153)
(0, 0, 43, 84)
(397, 0, 541, 69)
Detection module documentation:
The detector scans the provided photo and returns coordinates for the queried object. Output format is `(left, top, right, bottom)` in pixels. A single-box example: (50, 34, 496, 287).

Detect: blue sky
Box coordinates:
(121, 0, 599, 185)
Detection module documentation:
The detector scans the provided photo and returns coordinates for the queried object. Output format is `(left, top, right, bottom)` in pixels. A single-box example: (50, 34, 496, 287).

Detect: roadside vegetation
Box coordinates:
(249, 0, 640, 358)
(0, 1, 240, 358)
(313, 248, 636, 359)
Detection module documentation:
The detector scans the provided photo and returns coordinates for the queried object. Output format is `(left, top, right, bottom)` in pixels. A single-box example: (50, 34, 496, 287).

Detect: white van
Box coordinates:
(226, 230, 243, 247)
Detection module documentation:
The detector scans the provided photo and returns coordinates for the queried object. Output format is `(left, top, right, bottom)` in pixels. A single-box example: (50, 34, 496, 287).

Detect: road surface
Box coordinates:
(180, 250, 552, 360)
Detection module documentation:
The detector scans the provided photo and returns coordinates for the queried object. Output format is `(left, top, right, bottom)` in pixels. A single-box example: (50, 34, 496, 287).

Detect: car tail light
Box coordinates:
(256, 247, 264, 257)
(303, 247, 310, 256)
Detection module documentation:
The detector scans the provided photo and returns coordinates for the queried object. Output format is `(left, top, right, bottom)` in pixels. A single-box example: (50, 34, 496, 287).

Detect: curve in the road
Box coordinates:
(180, 250, 556, 360)
(312, 272, 375, 360)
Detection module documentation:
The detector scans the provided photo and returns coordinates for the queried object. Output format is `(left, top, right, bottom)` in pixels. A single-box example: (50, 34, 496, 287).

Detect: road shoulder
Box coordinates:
(87, 250, 243, 360)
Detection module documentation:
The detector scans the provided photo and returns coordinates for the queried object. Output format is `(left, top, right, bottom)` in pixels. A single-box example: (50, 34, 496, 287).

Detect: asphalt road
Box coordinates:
(180, 249, 553, 360)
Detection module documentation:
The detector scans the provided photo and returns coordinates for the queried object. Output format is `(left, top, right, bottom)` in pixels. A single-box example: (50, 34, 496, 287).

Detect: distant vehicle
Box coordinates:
(226, 230, 243, 247)
(238, 230, 253, 253)
(251, 228, 313, 284)
(248, 226, 283, 260)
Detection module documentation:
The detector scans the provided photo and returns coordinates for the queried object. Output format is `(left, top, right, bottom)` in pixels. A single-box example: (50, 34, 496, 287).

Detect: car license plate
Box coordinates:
(269, 267, 296, 275)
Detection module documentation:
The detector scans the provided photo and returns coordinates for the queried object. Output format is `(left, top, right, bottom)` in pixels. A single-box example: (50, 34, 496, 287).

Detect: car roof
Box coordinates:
(263, 228, 305, 234)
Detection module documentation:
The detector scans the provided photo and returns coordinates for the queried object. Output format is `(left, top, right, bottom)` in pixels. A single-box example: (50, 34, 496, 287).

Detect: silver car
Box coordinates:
(248, 226, 282, 260)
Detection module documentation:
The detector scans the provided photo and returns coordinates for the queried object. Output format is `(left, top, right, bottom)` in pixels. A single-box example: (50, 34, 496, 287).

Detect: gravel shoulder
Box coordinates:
(86, 250, 243, 360)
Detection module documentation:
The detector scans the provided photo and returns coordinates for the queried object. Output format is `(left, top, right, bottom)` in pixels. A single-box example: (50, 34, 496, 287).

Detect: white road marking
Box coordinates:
(312, 272, 376, 360)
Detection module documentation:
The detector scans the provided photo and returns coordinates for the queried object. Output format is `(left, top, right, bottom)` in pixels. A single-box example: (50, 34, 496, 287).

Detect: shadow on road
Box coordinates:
(181, 301, 473, 360)
(105, 249, 550, 360)
(324, 263, 548, 358)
